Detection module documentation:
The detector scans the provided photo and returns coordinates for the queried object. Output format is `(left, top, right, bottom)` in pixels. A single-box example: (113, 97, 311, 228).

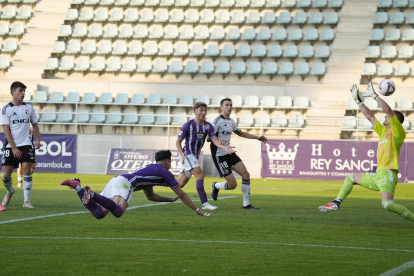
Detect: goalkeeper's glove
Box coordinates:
(363, 82, 379, 101)
(350, 84, 363, 106)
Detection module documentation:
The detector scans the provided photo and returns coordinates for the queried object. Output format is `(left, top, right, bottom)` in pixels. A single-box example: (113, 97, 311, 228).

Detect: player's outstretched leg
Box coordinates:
(84, 186, 124, 218)
(2, 173, 15, 206)
(0, 203, 5, 211)
(382, 200, 414, 222)
(198, 179, 218, 210)
(211, 182, 220, 201)
(319, 173, 354, 213)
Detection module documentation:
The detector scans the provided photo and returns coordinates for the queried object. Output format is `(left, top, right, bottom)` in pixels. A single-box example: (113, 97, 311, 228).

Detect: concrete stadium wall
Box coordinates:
(77, 134, 262, 178)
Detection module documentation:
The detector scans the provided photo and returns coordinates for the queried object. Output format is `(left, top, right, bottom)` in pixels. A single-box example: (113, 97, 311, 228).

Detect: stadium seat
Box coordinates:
(190, 44, 204, 56)
(386, 29, 400, 41)
(288, 115, 304, 128)
(185, 10, 199, 23)
(315, 46, 330, 58)
(261, 12, 276, 24)
(125, 9, 139, 22)
(272, 28, 287, 41)
(148, 94, 162, 104)
(272, 114, 288, 127)
(114, 93, 129, 104)
(121, 59, 137, 73)
(311, 62, 325, 76)
(90, 58, 105, 72)
(295, 62, 309, 76)
(358, 117, 373, 130)
(364, 97, 378, 109)
(2, 40, 17, 53)
(206, 44, 219, 56)
(115, 0, 130, 5)
(298, 0, 311, 8)
(57, 110, 73, 123)
(136, 59, 152, 73)
(395, 0, 408, 7)
(131, 94, 145, 105)
(283, 45, 298, 58)
(160, 0, 174, 6)
(1, 7, 16, 19)
(245, 95, 259, 106)
(79, 8, 93, 22)
(130, 0, 145, 5)
(190, 0, 205, 7)
(288, 29, 302, 41)
(140, 9, 154, 22)
(257, 28, 271, 40)
(268, 45, 282, 57)
(195, 26, 209, 40)
(313, 0, 327, 7)
(16, 7, 31, 20)
(170, 9, 184, 23)
(255, 114, 271, 127)
(97, 41, 112, 55)
(226, 28, 240, 40)
(399, 46, 413, 58)
(134, 26, 148, 39)
(220, 0, 235, 7)
(40, 110, 57, 122)
(252, 45, 266, 58)
(99, 93, 113, 104)
(282, 0, 295, 7)
(299, 46, 314, 58)
(88, 25, 103, 38)
(279, 62, 293, 75)
(184, 61, 199, 74)
(0, 57, 10, 70)
(168, 61, 184, 73)
(174, 43, 189, 56)
(163, 94, 178, 104)
(200, 10, 214, 23)
(231, 11, 245, 24)
(294, 96, 309, 107)
(66, 41, 81, 54)
(235, 0, 249, 7)
(103, 25, 118, 39)
(382, 46, 397, 58)
(402, 29, 414, 41)
(266, 0, 280, 8)
(346, 97, 358, 109)
(277, 12, 291, 24)
(33, 91, 48, 102)
(211, 27, 225, 40)
(231, 62, 246, 76)
(154, 9, 169, 23)
(165, 26, 179, 39)
(216, 61, 230, 74)
(180, 94, 194, 105)
(76, 110, 90, 123)
(196, 95, 210, 104)
(59, 58, 74, 71)
(407, 12, 414, 24)
(149, 25, 163, 39)
(402, 120, 410, 130)
(246, 11, 260, 24)
(251, 0, 265, 7)
(82, 92, 96, 103)
(94, 9, 109, 22)
(200, 61, 214, 74)
(117, 26, 133, 39)
(309, 12, 323, 24)
(180, 27, 195, 39)
(106, 58, 121, 72)
(219, 44, 234, 57)
(106, 111, 122, 124)
(0, 24, 9, 36)
(143, 42, 158, 56)
(146, 0, 160, 6)
(378, 0, 392, 7)
(293, 12, 307, 24)
(320, 29, 334, 41)
(238, 114, 253, 127)
(324, 12, 338, 24)
(366, 46, 380, 58)
(155, 112, 171, 125)
(159, 42, 173, 56)
(176, 0, 190, 7)
(44, 58, 59, 71)
(216, 11, 230, 24)
(172, 113, 188, 126)
(236, 45, 251, 57)
(378, 63, 393, 76)
(382, 97, 396, 109)
(89, 110, 105, 124)
(390, 12, 404, 25)
(229, 95, 242, 106)
(58, 25, 72, 38)
(398, 98, 413, 109)
(85, 0, 100, 5)
(263, 62, 277, 75)
(72, 24, 87, 38)
(341, 116, 357, 129)
(112, 42, 127, 55)
(242, 28, 256, 40)
(370, 29, 384, 41)
(212, 95, 225, 105)
(66, 92, 80, 102)
(152, 59, 168, 73)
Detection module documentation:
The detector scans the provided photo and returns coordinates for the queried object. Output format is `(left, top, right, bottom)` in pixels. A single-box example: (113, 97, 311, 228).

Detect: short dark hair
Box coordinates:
(193, 102, 207, 111)
(220, 98, 232, 106)
(155, 150, 172, 162)
(10, 81, 26, 95)
(394, 111, 404, 124)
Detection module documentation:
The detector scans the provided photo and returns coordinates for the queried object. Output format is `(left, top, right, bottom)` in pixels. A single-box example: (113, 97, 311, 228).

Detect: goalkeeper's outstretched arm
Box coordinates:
(350, 84, 376, 127)
(364, 82, 394, 121)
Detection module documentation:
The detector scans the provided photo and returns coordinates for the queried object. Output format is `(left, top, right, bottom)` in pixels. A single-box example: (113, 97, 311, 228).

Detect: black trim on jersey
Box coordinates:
(210, 115, 225, 156)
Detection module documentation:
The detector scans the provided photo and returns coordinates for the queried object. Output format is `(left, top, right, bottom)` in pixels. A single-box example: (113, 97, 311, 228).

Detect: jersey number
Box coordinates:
(220, 161, 228, 170)
(4, 150, 9, 157)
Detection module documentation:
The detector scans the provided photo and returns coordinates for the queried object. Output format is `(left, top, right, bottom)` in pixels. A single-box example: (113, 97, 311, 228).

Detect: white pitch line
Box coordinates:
(0, 196, 237, 225)
(0, 236, 413, 253)
(379, 260, 414, 276)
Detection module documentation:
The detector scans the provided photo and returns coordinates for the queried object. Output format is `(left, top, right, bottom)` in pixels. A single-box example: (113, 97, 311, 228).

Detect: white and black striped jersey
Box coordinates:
(0, 102, 37, 148)
(210, 115, 240, 157)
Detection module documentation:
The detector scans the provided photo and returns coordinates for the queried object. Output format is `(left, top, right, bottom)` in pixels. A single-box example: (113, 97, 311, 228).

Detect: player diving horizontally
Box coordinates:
(319, 82, 414, 223)
(61, 150, 212, 219)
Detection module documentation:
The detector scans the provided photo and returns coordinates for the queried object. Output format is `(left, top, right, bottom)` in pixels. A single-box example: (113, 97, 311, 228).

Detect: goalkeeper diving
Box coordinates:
(319, 82, 414, 223)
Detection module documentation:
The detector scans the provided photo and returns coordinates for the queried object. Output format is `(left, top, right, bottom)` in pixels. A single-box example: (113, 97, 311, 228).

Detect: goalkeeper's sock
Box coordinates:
(383, 200, 414, 222)
(335, 174, 354, 203)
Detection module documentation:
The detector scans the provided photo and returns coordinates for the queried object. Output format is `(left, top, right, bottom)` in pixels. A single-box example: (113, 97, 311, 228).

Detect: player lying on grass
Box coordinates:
(319, 83, 414, 222)
(61, 150, 212, 219)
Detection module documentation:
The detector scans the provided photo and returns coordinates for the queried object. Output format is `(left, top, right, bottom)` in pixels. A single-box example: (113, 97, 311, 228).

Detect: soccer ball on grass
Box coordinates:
(378, 79, 396, 96)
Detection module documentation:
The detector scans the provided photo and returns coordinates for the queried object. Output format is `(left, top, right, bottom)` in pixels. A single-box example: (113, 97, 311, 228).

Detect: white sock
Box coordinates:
(23, 175, 33, 202)
(3, 177, 13, 193)
(241, 179, 250, 207)
(215, 181, 228, 190)
(17, 175, 22, 183)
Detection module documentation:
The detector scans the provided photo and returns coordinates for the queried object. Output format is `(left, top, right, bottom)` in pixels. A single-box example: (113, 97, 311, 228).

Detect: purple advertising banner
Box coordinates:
(106, 148, 202, 175)
(261, 139, 409, 182)
(0, 133, 77, 173)
(407, 143, 414, 181)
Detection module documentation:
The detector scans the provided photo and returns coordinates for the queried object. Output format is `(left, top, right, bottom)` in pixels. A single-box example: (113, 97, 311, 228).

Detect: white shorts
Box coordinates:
(179, 154, 200, 179)
(100, 176, 134, 205)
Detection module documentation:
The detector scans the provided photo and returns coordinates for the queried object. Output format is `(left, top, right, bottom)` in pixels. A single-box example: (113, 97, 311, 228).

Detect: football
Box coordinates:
(378, 79, 396, 96)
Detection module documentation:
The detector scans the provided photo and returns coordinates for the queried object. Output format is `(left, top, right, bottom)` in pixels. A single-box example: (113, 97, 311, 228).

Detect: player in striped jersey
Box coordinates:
(61, 150, 212, 219)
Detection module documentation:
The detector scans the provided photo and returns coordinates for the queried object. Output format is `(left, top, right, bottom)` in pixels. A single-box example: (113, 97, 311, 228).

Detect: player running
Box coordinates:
(61, 150, 212, 219)
(210, 98, 267, 209)
(176, 102, 236, 211)
(319, 83, 414, 223)
(17, 127, 37, 188)
(0, 81, 41, 211)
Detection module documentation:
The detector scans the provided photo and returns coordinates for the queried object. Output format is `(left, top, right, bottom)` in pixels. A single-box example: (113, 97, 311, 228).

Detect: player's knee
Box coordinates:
(242, 171, 250, 179)
(196, 172, 205, 180)
(227, 181, 237, 190)
(382, 200, 394, 211)
(2, 173, 11, 182)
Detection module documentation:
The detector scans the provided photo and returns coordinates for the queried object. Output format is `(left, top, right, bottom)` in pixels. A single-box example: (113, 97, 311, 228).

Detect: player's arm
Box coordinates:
(211, 137, 236, 154)
(237, 131, 267, 143)
(350, 84, 376, 127)
(172, 186, 211, 216)
(376, 97, 394, 120)
(143, 187, 179, 202)
(32, 122, 41, 149)
(2, 124, 22, 159)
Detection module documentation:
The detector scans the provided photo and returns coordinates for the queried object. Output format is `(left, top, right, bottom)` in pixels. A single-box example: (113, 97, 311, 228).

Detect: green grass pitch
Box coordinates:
(1, 173, 414, 276)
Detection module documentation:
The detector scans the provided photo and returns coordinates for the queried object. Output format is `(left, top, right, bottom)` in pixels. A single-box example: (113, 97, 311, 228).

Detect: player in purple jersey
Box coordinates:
(60, 150, 212, 219)
(176, 102, 236, 210)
